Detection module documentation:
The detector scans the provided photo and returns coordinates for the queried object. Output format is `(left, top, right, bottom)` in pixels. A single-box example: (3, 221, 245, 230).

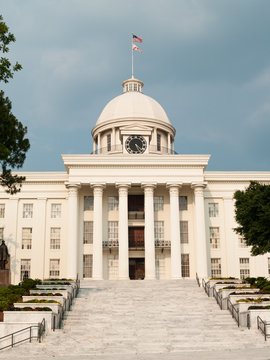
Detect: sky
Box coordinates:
(1, 0, 270, 172)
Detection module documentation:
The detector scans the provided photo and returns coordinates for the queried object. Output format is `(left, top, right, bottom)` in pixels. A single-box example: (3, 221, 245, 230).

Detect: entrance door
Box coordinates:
(129, 227, 144, 248)
(129, 258, 145, 280)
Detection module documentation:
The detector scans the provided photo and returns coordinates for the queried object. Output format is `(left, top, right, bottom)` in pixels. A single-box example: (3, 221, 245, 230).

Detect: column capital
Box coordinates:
(65, 182, 81, 189)
(166, 182, 182, 190)
(65, 182, 81, 196)
(141, 183, 157, 189)
(91, 183, 105, 197)
(90, 183, 106, 188)
(115, 183, 131, 189)
(191, 182, 207, 196)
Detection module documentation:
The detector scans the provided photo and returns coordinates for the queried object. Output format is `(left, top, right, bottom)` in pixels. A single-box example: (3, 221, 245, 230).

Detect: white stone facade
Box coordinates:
(1, 77, 270, 283)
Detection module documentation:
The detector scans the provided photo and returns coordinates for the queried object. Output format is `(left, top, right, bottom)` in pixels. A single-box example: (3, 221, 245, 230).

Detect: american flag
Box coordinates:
(132, 34, 143, 43)
(132, 43, 142, 53)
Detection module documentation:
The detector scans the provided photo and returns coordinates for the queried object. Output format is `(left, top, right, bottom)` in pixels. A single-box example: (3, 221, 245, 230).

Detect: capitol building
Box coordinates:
(1, 76, 270, 284)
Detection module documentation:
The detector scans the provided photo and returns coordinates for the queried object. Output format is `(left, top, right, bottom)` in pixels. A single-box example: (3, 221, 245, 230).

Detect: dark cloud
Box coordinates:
(1, 0, 270, 171)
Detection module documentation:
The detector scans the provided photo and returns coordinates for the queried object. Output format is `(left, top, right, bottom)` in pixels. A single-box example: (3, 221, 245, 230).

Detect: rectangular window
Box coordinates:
(108, 196, 119, 211)
(238, 235, 247, 248)
(0, 228, 3, 240)
(268, 258, 270, 275)
(154, 221, 164, 242)
(107, 134, 111, 152)
(0, 204, 5, 218)
(83, 221, 93, 244)
(154, 196, 164, 211)
(23, 204, 33, 218)
(108, 221, 118, 242)
(181, 254, 190, 277)
(83, 254, 93, 278)
(157, 133, 161, 151)
(211, 258, 221, 278)
(239, 258, 250, 279)
(180, 221, 189, 244)
(49, 259, 60, 278)
(84, 196, 93, 211)
(179, 196, 187, 211)
(22, 228, 32, 249)
(209, 203, 219, 217)
(21, 259, 31, 281)
(51, 204, 61, 218)
(50, 227, 61, 249)
(209, 227, 220, 249)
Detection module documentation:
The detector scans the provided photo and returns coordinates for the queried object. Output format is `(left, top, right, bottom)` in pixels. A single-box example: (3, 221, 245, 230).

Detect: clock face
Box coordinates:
(125, 135, 147, 154)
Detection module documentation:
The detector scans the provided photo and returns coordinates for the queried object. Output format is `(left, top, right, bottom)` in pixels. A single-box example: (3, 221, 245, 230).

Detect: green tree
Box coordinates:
(234, 181, 270, 256)
(0, 14, 30, 194)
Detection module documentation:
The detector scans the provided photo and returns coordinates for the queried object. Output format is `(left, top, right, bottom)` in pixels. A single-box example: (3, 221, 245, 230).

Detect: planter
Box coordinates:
(3, 311, 58, 332)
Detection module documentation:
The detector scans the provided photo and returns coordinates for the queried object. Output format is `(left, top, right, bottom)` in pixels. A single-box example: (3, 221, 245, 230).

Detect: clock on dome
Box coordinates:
(125, 135, 147, 154)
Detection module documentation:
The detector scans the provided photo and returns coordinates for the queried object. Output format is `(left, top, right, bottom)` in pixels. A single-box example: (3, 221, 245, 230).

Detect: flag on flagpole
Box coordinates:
(132, 34, 143, 43)
(132, 43, 142, 53)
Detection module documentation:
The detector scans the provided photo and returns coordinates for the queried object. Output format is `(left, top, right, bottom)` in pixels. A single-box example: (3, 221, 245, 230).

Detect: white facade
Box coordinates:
(1, 77, 270, 283)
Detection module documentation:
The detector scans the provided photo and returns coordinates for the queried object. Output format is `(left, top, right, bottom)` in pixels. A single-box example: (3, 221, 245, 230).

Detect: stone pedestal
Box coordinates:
(0, 269, 10, 287)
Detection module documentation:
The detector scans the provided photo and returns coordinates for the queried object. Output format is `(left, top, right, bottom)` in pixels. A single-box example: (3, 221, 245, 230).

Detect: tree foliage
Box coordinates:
(0, 14, 30, 194)
(234, 181, 270, 256)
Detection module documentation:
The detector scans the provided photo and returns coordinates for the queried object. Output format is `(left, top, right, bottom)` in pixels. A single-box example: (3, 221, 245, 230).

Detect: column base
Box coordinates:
(92, 277, 103, 281)
(144, 276, 156, 280)
(118, 277, 130, 280)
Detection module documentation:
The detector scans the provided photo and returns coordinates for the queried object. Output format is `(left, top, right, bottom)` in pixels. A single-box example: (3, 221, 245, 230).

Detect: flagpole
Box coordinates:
(131, 33, 134, 78)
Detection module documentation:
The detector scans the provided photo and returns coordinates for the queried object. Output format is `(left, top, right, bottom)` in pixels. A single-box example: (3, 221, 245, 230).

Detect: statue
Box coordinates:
(0, 240, 9, 270)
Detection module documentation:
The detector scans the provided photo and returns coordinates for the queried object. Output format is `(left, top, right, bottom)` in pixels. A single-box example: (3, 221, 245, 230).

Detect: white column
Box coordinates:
(142, 183, 156, 280)
(91, 183, 105, 280)
(66, 183, 80, 279)
(93, 137, 96, 154)
(97, 133, 101, 154)
(112, 127, 116, 151)
(192, 183, 208, 280)
(167, 133, 171, 154)
(167, 184, 182, 279)
(153, 127, 157, 147)
(116, 183, 130, 280)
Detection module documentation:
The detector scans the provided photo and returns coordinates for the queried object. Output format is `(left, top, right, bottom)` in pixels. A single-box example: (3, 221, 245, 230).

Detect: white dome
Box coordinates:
(96, 91, 171, 125)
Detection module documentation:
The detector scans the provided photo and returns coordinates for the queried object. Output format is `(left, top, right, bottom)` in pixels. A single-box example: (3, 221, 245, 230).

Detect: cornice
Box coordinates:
(205, 171, 270, 183)
(62, 154, 211, 170)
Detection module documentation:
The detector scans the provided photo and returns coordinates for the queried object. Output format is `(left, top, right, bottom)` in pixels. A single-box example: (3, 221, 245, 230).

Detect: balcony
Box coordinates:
(103, 240, 119, 248)
(128, 211, 145, 220)
(155, 240, 171, 248)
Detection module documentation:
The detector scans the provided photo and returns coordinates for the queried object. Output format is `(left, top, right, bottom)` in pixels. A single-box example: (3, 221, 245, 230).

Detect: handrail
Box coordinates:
(257, 316, 270, 341)
(0, 318, 46, 351)
(227, 298, 239, 326)
(196, 273, 200, 287)
(213, 287, 222, 309)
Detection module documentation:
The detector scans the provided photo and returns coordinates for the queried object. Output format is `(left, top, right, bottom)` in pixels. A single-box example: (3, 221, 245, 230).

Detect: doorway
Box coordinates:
(129, 227, 144, 248)
(129, 258, 145, 280)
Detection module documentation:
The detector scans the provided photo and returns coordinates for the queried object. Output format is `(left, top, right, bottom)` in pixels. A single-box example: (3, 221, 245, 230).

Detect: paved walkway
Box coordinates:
(2, 280, 270, 359)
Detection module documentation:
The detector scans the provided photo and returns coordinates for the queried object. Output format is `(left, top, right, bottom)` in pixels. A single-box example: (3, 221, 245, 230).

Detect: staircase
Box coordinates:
(3, 280, 270, 359)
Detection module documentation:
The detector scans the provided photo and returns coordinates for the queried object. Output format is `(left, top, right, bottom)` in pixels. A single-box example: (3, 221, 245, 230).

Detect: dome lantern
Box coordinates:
(122, 77, 144, 93)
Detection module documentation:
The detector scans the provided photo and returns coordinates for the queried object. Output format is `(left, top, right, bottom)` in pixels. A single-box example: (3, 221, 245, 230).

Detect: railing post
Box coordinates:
(30, 326, 32, 343)
(264, 322, 267, 341)
(11, 333, 14, 348)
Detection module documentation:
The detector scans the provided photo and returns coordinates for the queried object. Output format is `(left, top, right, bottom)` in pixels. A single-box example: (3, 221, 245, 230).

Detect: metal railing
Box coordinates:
(103, 240, 119, 248)
(128, 211, 145, 220)
(227, 298, 239, 327)
(0, 318, 45, 351)
(155, 240, 171, 248)
(205, 281, 211, 297)
(257, 316, 270, 341)
(213, 287, 222, 309)
(196, 273, 200, 287)
(91, 145, 178, 155)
